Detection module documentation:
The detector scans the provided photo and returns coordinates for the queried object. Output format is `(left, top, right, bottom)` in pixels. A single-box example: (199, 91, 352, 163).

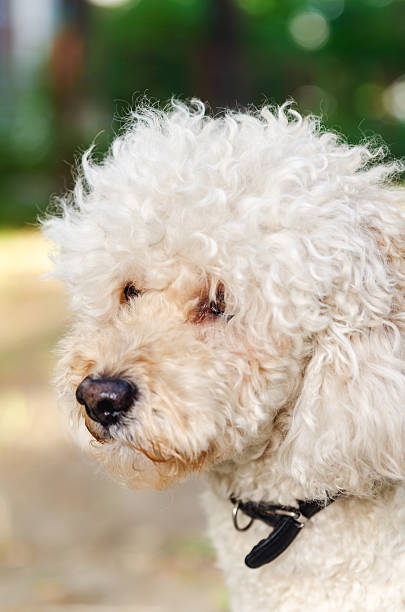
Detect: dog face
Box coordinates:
(44, 102, 405, 497)
(51, 225, 305, 490)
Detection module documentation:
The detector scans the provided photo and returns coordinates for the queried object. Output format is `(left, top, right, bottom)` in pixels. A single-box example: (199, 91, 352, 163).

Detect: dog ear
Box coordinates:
(280, 225, 405, 499)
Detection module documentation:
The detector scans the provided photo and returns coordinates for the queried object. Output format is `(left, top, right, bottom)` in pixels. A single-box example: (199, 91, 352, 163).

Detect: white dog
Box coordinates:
(43, 100, 405, 611)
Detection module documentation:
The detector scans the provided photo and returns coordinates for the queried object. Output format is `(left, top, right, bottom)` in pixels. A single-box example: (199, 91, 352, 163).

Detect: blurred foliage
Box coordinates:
(1, 0, 404, 228)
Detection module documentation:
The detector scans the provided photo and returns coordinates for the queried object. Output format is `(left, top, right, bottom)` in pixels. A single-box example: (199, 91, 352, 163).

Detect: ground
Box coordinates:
(0, 230, 227, 612)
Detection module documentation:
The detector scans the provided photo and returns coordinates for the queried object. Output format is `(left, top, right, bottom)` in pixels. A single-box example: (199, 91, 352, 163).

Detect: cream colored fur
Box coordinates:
(43, 100, 405, 611)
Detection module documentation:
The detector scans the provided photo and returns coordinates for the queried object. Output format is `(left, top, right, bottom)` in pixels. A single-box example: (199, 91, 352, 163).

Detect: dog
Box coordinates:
(43, 100, 405, 611)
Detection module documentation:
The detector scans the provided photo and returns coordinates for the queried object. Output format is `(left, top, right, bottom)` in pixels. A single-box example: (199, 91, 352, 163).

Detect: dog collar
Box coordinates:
(230, 495, 336, 568)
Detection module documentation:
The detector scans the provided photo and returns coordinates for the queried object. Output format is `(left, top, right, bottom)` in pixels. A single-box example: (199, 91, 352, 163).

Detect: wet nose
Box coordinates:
(76, 376, 138, 427)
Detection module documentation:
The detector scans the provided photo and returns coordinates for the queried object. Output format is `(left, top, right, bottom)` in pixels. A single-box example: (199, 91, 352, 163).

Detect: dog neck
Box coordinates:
(203, 476, 405, 611)
(205, 440, 402, 572)
(208, 440, 308, 507)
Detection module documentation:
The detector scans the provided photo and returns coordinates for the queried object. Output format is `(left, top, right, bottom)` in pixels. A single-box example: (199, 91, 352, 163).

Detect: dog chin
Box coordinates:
(82, 413, 212, 490)
(84, 414, 112, 443)
(91, 440, 200, 491)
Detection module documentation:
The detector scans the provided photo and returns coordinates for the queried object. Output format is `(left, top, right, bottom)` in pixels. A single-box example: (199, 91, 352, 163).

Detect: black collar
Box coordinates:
(230, 495, 337, 568)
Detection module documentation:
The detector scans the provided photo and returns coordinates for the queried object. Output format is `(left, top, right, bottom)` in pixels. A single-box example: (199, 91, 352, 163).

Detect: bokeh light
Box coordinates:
(295, 85, 337, 116)
(288, 11, 330, 50)
(307, 0, 344, 20)
(10, 0, 56, 79)
(86, 0, 133, 7)
(383, 76, 405, 122)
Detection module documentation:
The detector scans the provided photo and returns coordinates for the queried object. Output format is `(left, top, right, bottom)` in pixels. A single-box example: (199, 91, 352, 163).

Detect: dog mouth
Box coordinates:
(84, 413, 114, 443)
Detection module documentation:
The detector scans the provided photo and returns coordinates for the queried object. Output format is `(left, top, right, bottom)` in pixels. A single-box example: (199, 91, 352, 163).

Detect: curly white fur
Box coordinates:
(43, 100, 405, 611)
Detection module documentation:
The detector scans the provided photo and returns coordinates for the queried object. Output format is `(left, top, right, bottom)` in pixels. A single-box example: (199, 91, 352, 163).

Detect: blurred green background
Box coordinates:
(0, 1, 404, 610)
(1, 0, 405, 228)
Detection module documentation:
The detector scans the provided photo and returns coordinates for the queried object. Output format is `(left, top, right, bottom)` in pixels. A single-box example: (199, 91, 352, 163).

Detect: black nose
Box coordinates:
(76, 376, 138, 427)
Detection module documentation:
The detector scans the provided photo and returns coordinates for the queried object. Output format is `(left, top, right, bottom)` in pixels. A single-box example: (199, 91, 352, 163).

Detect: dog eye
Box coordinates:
(123, 283, 140, 302)
(209, 301, 222, 316)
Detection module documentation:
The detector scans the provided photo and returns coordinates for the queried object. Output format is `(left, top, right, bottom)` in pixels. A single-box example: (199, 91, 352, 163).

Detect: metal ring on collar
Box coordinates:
(232, 501, 255, 532)
(273, 508, 306, 528)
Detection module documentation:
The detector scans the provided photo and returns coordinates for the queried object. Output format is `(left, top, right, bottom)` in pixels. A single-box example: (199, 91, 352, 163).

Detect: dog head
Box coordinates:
(43, 101, 405, 497)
